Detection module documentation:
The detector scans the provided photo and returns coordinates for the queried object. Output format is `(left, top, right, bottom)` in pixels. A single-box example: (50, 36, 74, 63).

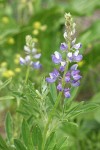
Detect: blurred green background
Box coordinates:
(0, 0, 100, 149)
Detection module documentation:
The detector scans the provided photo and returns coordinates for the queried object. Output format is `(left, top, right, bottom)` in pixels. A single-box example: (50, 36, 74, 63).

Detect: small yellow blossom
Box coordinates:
(15, 68, 21, 73)
(40, 25, 47, 31)
(15, 54, 20, 58)
(7, 37, 15, 45)
(32, 29, 39, 35)
(2, 70, 15, 78)
(33, 38, 38, 43)
(1, 62, 7, 67)
(33, 21, 41, 29)
(14, 58, 19, 64)
(2, 16, 9, 24)
(78, 60, 85, 67)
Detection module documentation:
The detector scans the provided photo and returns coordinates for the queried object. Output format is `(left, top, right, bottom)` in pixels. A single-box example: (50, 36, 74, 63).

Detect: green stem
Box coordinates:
(42, 42, 71, 149)
(24, 66, 30, 84)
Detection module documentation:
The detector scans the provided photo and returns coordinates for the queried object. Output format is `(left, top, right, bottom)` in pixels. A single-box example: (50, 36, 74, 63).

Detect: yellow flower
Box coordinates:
(7, 37, 15, 45)
(15, 68, 21, 73)
(15, 54, 20, 58)
(1, 62, 7, 67)
(40, 25, 47, 31)
(33, 38, 38, 43)
(2, 16, 9, 24)
(78, 60, 85, 67)
(33, 21, 41, 29)
(14, 58, 19, 64)
(32, 29, 39, 35)
(2, 70, 15, 78)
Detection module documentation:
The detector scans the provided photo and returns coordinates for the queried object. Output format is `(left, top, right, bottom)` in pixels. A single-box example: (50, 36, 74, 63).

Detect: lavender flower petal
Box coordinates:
(71, 80, 80, 87)
(20, 57, 25, 65)
(60, 43, 68, 50)
(33, 61, 42, 69)
(57, 83, 63, 91)
(64, 88, 70, 98)
(73, 43, 82, 49)
(52, 51, 62, 64)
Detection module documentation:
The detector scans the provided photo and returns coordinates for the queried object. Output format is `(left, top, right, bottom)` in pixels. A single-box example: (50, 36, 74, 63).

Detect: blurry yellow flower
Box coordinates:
(40, 25, 47, 31)
(2, 16, 9, 24)
(14, 58, 19, 64)
(15, 68, 21, 73)
(7, 37, 15, 45)
(78, 60, 85, 67)
(33, 21, 41, 29)
(33, 38, 38, 43)
(2, 70, 15, 78)
(1, 62, 7, 67)
(32, 30, 39, 35)
(15, 54, 20, 58)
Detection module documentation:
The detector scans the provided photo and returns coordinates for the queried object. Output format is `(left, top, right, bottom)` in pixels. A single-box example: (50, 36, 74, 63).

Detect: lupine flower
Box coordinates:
(20, 35, 42, 70)
(46, 13, 83, 98)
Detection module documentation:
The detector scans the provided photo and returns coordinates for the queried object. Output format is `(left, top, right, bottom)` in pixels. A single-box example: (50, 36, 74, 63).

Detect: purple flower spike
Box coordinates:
(60, 43, 68, 51)
(20, 57, 25, 65)
(64, 88, 70, 98)
(57, 83, 63, 91)
(74, 54, 83, 62)
(46, 69, 59, 83)
(73, 43, 82, 49)
(52, 51, 62, 64)
(65, 72, 70, 82)
(33, 61, 42, 69)
(71, 80, 80, 87)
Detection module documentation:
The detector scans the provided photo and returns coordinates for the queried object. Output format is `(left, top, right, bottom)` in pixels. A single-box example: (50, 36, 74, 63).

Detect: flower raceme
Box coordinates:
(20, 35, 42, 69)
(46, 13, 83, 98)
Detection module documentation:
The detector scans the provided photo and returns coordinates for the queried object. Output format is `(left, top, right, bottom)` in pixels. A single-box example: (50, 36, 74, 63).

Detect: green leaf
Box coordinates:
(0, 135, 10, 150)
(0, 78, 12, 91)
(49, 83, 57, 102)
(5, 112, 13, 143)
(0, 96, 14, 101)
(22, 119, 33, 150)
(32, 125, 42, 150)
(14, 139, 27, 150)
(44, 132, 56, 150)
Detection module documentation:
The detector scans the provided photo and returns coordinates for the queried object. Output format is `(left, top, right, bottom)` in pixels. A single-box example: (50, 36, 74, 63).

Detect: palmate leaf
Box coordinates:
(22, 119, 34, 150)
(5, 112, 13, 143)
(66, 101, 100, 119)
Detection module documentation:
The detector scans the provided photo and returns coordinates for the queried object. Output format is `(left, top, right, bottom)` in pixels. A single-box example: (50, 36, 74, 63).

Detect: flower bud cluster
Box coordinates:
(46, 13, 83, 98)
(20, 35, 41, 69)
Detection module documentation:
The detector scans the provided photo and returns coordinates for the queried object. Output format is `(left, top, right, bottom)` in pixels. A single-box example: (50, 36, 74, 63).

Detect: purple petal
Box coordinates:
(33, 61, 42, 69)
(25, 55, 31, 64)
(52, 51, 62, 64)
(46, 77, 56, 83)
(73, 54, 83, 62)
(71, 70, 80, 76)
(59, 61, 66, 72)
(60, 43, 68, 51)
(52, 69, 60, 78)
(71, 80, 80, 87)
(57, 83, 63, 91)
(34, 53, 41, 59)
(72, 74, 82, 81)
(20, 57, 25, 65)
(73, 43, 82, 49)
(65, 72, 71, 82)
(70, 64, 78, 70)
(64, 88, 70, 98)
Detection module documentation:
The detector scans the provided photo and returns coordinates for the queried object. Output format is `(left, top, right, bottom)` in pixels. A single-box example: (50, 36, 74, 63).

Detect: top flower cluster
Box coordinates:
(20, 35, 41, 69)
(46, 13, 83, 98)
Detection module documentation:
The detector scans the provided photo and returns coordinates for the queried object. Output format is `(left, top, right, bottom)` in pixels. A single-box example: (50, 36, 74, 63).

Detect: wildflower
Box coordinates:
(1, 62, 7, 67)
(20, 35, 42, 70)
(32, 30, 39, 35)
(15, 68, 21, 73)
(2, 70, 15, 78)
(33, 21, 41, 29)
(7, 37, 15, 45)
(40, 25, 47, 31)
(2, 16, 9, 24)
(46, 13, 83, 98)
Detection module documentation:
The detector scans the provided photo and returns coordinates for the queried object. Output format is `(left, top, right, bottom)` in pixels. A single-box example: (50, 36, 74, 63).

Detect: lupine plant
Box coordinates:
(0, 13, 99, 150)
